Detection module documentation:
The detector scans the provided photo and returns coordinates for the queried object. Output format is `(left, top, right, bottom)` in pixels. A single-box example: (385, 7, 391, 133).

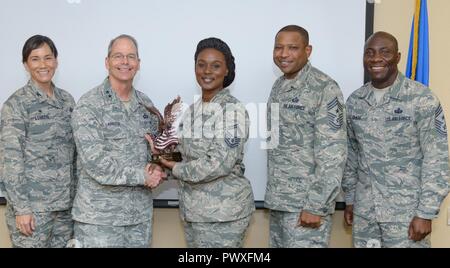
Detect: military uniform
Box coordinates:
(70, 78, 159, 248)
(264, 62, 347, 248)
(1, 80, 76, 248)
(0, 113, 5, 195)
(172, 88, 255, 248)
(343, 73, 450, 248)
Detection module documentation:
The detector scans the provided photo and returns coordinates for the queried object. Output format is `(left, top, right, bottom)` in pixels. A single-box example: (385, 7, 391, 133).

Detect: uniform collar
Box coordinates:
(102, 77, 140, 112)
(358, 72, 406, 106)
(27, 79, 64, 108)
(192, 88, 230, 118)
(278, 61, 311, 93)
(209, 88, 230, 103)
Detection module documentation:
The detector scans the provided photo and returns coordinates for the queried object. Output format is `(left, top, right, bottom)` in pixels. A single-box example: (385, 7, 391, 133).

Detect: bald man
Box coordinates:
(342, 31, 449, 248)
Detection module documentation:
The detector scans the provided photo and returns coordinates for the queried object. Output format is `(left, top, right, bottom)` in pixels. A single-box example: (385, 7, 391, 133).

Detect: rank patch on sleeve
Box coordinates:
(435, 104, 447, 137)
(224, 130, 241, 148)
(327, 97, 344, 130)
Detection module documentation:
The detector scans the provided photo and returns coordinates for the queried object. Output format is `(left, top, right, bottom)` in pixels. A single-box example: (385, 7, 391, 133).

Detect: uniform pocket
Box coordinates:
(350, 113, 369, 142)
(103, 123, 128, 141)
(280, 102, 309, 125)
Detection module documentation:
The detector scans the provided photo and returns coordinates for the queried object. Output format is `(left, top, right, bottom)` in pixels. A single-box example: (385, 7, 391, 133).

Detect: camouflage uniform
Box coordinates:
(264, 62, 347, 248)
(269, 210, 332, 248)
(70, 78, 159, 248)
(0, 113, 4, 195)
(172, 88, 255, 248)
(343, 73, 450, 248)
(1, 80, 76, 248)
(72, 220, 152, 248)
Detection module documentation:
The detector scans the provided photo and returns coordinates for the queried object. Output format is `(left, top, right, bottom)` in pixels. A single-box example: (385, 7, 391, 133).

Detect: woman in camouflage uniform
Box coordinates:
(153, 37, 255, 247)
(1, 35, 76, 247)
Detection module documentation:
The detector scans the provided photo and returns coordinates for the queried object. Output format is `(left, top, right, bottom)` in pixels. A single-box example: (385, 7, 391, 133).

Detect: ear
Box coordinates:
(23, 62, 30, 73)
(136, 58, 141, 72)
(105, 57, 109, 70)
(305, 45, 313, 58)
(396, 52, 401, 64)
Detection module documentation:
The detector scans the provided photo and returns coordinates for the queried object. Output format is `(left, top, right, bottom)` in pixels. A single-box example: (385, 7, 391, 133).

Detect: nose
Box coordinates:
(280, 47, 289, 58)
(369, 51, 383, 63)
(121, 57, 130, 64)
(204, 65, 212, 74)
(38, 58, 47, 67)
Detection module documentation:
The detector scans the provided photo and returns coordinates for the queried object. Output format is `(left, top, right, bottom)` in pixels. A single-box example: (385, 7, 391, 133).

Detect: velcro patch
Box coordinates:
(224, 132, 241, 148)
(435, 104, 447, 137)
(327, 97, 344, 130)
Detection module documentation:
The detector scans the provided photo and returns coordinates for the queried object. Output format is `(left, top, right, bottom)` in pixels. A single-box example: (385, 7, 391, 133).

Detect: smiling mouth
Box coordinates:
(117, 67, 132, 72)
(279, 61, 292, 67)
(369, 66, 386, 72)
(201, 77, 214, 83)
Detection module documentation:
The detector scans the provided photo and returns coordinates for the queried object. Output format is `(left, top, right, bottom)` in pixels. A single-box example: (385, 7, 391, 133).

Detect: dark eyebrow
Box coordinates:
(365, 46, 391, 51)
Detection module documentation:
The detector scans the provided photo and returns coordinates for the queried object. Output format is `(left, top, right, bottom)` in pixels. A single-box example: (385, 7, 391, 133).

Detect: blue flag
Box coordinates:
(406, 0, 429, 86)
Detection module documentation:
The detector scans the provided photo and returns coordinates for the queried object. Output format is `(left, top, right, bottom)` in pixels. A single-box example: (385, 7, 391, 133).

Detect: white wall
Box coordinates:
(0, 0, 367, 201)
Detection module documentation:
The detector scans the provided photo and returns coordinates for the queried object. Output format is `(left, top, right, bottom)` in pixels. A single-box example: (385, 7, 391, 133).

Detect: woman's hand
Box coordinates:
(159, 158, 176, 170)
(16, 214, 35, 236)
(145, 133, 177, 170)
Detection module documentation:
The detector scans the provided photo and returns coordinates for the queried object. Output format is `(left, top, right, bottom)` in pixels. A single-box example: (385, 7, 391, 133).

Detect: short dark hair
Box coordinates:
(22, 35, 58, 63)
(194, 37, 236, 88)
(107, 34, 139, 58)
(277, 25, 309, 46)
(365, 31, 399, 52)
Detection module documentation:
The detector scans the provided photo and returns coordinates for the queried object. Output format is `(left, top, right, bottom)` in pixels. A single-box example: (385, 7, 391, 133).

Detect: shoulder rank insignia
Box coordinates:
(327, 97, 344, 130)
(435, 104, 447, 137)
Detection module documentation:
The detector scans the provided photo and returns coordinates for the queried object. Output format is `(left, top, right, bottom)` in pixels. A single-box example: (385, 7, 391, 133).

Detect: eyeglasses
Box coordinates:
(110, 53, 139, 62)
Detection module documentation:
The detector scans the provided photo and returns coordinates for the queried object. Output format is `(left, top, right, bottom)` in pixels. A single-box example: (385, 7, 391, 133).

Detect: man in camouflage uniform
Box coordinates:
(264, 25, 347, 248)
(0, 115, 4, 197)
(70, 35, 166, 248)
(1, 35, 76, 248)
(342, 31, 449, 248)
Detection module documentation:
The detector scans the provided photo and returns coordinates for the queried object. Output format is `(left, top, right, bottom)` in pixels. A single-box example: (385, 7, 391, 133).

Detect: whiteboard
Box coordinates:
(0, 0, 368, 201)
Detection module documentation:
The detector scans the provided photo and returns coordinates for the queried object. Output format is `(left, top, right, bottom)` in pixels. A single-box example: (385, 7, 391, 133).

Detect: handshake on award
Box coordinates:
(144, 96, 183, 164)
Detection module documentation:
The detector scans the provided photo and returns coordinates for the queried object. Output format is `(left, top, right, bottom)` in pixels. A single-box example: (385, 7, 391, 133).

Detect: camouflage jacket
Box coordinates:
(71, 78, 159, 226)
(172, 89, 255, 222)
(343, 73, 449, 222)
(0, 80, 76, 215)
(264, 62, 347, 216)
(0, 115, 4, 194)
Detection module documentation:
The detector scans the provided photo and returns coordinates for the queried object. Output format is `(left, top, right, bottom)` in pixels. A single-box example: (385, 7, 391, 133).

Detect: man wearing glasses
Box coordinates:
(70, 34, 166, 247)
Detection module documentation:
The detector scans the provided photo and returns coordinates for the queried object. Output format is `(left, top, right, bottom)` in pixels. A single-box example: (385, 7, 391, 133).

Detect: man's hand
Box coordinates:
(16, 214, 35, 236)
(344, 205, 354, 226)
(298, 211, 322, 229)
(144, 163, 167, 189)
(408, 216, 432, 242)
